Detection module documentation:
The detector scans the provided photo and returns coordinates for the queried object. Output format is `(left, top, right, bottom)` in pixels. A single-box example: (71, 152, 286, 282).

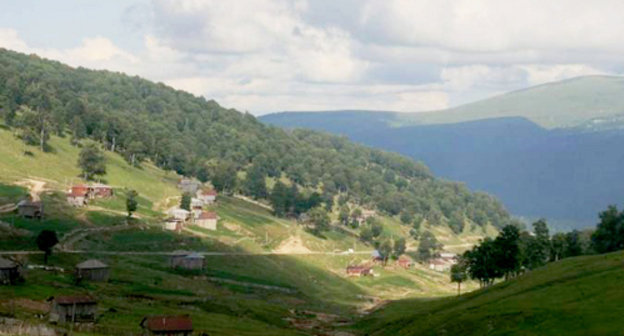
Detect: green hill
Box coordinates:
(406, 75, 624, 129)
(353, 251, 624, 335)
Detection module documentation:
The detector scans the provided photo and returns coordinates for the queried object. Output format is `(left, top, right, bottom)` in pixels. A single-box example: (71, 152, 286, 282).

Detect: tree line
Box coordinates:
(452, 204, 624, 290)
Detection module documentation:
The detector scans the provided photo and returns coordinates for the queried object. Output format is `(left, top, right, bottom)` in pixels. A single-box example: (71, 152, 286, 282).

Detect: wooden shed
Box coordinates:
(170, 251, 204, 271)
(0, 257, 20, 285)
(91, 183, 113, 198)
(196, 188, 217, 204)
(75, 259, 110, 282)
(141, 315, 193, 336)
(50, 295, 97, 324)
(17, 200, 43, 219)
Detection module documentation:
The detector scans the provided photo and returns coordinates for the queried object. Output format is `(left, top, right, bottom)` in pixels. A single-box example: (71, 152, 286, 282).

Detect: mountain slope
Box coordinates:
(0, 48, 513, 230)
(353, 251, 624, 335)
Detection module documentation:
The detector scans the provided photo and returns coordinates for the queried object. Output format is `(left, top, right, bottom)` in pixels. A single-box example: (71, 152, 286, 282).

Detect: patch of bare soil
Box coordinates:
(15, 179, 46, 201)
(286, 310, 356, 336)
(274, 235, 312, 254)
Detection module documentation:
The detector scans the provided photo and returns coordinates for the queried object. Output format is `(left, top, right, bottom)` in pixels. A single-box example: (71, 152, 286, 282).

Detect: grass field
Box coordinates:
(352, 251, 624, 336)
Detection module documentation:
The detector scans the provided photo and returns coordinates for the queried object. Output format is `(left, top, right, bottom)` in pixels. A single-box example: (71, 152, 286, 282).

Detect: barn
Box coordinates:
(195, 211, 217, 230)
(170, 251, 204, 270)
(196, 188, 217, 204)
(346, 265, 372, 277)
(75, 259, 110, 282)
(50, 295, 97, 323)
(17, 200, 43, 219)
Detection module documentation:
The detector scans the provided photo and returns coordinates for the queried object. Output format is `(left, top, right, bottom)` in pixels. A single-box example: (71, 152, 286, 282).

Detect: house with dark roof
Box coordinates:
(195, 211, 217, 230)
(0, 257, 20, 285)
(170, 251, 204, 271)
(17, 200, 43, 219)
(75, 259, 109, 282)
(50, 295, 97, 323)
(141, 315, 193, 335)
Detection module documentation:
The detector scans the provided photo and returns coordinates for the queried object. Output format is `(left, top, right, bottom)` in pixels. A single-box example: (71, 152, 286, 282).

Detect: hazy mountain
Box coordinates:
(261, 77, 624, 228)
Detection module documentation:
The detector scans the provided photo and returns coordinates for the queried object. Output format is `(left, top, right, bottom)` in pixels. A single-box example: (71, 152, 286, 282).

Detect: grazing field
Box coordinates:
(352, 251, 624, 336)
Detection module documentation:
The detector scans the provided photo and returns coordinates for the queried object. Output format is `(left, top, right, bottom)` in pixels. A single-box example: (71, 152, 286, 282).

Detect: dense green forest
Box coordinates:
(0, 48, 513, 230)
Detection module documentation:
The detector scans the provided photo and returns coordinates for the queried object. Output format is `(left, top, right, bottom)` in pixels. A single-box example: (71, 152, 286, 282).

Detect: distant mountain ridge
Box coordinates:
(261, 77, 624, 228)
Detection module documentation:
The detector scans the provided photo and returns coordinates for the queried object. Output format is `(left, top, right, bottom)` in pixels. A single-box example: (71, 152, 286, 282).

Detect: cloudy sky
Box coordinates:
(1, 0, 622, 115)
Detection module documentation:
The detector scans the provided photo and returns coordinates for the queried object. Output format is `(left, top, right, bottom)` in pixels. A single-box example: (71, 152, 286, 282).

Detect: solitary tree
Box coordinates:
(393, 237, 407, 257)
(450, 261, 468, 296)
(180, 192, 192, 211)
(78, 143, 106, 180)
(378, 239, 393, 265)
(36, 230, 58, 264)
(126, 190, 138, 218)
(308, 206, 330, 234)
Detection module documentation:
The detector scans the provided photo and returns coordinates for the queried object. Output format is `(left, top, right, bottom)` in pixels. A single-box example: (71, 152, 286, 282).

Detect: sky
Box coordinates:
(1, 0, 623, 115)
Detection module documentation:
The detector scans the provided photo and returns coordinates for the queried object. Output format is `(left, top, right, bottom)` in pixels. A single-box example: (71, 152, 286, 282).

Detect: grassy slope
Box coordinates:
(0, 129, 489, 335)
(354, 251, 624, 336)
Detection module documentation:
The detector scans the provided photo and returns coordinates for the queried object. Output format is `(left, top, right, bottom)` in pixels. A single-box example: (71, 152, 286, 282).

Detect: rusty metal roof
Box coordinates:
(141, 315, 193, 332)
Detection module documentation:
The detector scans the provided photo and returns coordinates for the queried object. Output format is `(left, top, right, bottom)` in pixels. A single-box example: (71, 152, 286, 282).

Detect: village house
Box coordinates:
(66, 190, 88, 207)
(170, 251, 204, 271)
(397, 256, 413, 269)
(70, 184, 91, 197)
(167, 207, 190, 222)
(163, 217, 184, 232)
(196, 188, 217, 204)
(17, 200, 43, 219)
(195, 211, 217, 231)
(140, 315, 193, 336)
(91, 183, 113, 198)
(190, 198, 203, 218)
(346, 265, 372, 277)
(371, 250, 383, 262)
(50, 295, 97, 324)
(0, 257, 20, 285)
(75, 259, 110, 282)
(177, 178, 201, 194)
(429, 258, 451, 272)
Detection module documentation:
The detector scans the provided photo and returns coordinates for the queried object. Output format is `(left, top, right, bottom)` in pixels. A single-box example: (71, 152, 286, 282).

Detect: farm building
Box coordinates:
(0, 257, 20, 285)
(75, 259, 110, 282)
(196, 188, 217, 204)
(195, 211, 217, 231)
(178, 178, 201, 194)
(17, 200, 43, 219)
(429, 258, 452, 272)
(346, 265, 372, 277)
(163, 217, 184, 232)
(170, 251, 204, 270)
(397, 256, 413, 269)
(371, 250, 383, 262)
(167, 207, 190, 221)
(66, 190, 88, 207)
(91, 183, 113, 198)
(70, 184, 90, 196)
(141, 315, 193, 336)
(50, 295, 97, 323)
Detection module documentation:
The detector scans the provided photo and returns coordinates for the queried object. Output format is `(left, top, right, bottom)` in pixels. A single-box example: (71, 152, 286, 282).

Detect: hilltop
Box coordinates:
(265, 75, 624, 130)
(352, 250, 624, 335)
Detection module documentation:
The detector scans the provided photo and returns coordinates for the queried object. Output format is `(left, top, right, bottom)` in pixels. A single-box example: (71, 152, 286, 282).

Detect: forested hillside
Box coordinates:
(0, 48, 512, 231)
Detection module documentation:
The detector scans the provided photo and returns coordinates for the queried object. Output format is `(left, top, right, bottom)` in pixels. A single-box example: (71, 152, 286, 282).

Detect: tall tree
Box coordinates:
(591, 205, 624, 253)
(450, 261, 468, 296)
(494, 225, 521, 279)
(393, 237, 406, 257)
(212, 161, 237, 192)
(308, 206, 330, 234)
(270, 181, 289, 217)
(417, 231, 441, 262)
(36, 230, 58, 264)
(243, 164, 267, 199)
(126, 190, 138, 218)
(180, 192, 192, 211)
(78, 143, 107, 180)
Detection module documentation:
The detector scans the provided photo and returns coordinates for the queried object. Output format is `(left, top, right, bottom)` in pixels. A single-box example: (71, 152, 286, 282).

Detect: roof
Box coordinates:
(197, 211, 217, 220)
(67, 191, 87, 197)
(91, 183, 112, 189)
(430, 259, 447, 266)
(371, 250, 382, 258)
(17, 200, 41, 207)
(200, 189, 217, 196)
(184, 252, 204, 260)
(0, 257, 17, 269)
(141, 316, 193, 332)
(76, 259, 108, 269)
(168, 207, 190, 214)
(55, 295, 96, 305)
(347, 265, 370, 271)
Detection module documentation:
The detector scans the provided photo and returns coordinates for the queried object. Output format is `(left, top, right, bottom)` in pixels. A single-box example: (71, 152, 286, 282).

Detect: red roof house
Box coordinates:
(346, 265, 372, 277)
(141, 315, 193, 335)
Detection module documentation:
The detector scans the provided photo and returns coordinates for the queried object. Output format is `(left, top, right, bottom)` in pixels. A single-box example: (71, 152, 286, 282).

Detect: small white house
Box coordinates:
(163, 218, 183, 231)
(195, 211, 217, 230)
(196, 188, 217, 204)
(167, 207, 190, 221)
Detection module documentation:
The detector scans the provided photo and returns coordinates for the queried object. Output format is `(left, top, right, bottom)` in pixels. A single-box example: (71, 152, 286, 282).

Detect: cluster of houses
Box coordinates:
(165, 180, 219, 232)
(345, 250, 457, 277)
(66, 183, 114, 207)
